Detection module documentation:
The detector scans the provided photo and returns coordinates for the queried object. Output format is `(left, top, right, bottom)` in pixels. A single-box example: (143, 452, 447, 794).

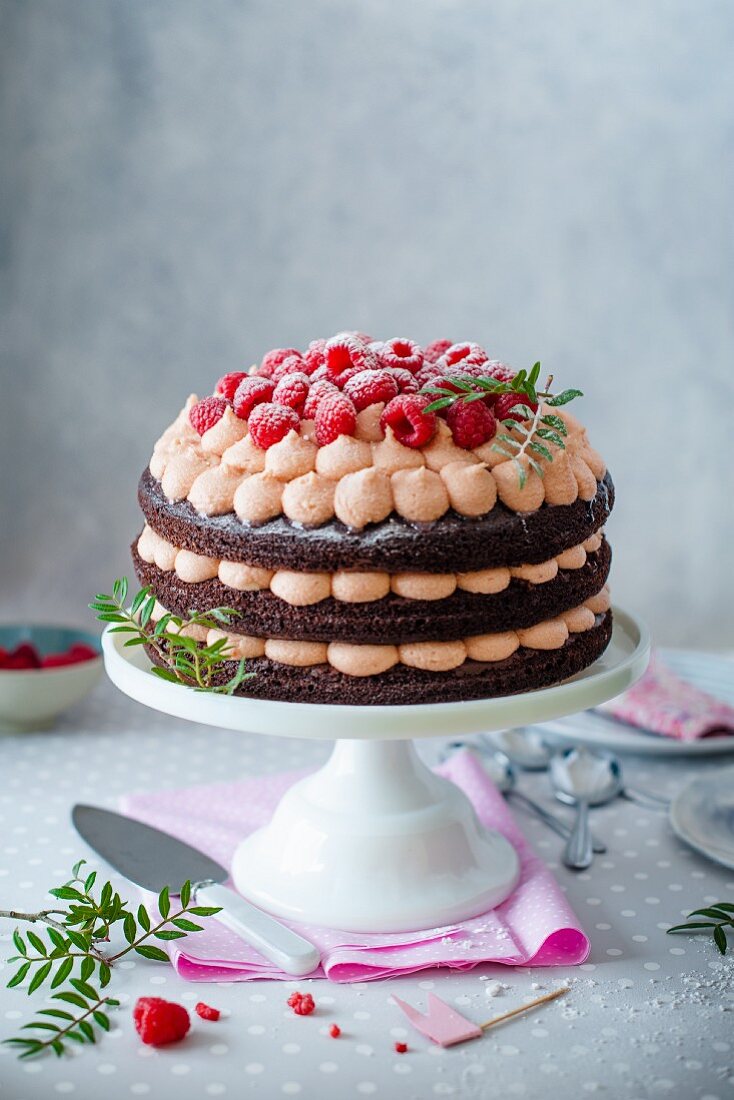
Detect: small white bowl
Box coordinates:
(0, 625, 103, 732)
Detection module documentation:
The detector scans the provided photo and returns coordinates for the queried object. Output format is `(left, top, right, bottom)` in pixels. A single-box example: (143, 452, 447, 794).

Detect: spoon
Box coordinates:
(441, 743, 606, 853)
(488, 728, 670, 809)
(550, 748, 622, 870)
(480, 729, 551, 771)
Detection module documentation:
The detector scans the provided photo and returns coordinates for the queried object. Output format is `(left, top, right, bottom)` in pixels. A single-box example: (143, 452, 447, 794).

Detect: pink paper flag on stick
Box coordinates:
(393, 993, 482, 1047)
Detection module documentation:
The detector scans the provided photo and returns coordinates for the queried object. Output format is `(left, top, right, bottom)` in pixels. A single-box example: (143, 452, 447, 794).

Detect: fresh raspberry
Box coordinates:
(41, 653, 78, 668)
(133, 997, 190, 1046)
(380, 394, 437, 448)
(414, 362, 443, 390)
(303, 379, 338, 419)
(41, 643, 99, 669)
(430, 362, 490, 399)
(215, 371, 249, 400)
(314, 392, 357, 446)
(68, 643, 99, 661)
(248, 402, 301, 449)
(329, 1023, 341, 1038)
(257, 347, 301, 379)
(395, 1041, 408, 1054)
(323, 334, 378, 380)
(309, 364, 330, 382)
(332, 365, 366, 390)
(0, 643, 41, 670)
(386, 367, 419, 394)
(437, 342, 489, 370)
(195, 1002, 221, 1022)
(273, 371, 310, 414)
(271, 353, 306, 383)
(343, 369, 399, 411)
(486, 361, 515, 383)
(349, 331, 374, 344)
(233, 376, 275, 420)
(303, 339, 327, 375)
(377, 337, 424, 375)
(423, 338, 453, 363)
(494, 392, 538, 424)
(447, 400, 497, 449)
(287, 991, 315, 1016)
(189, 396, 230, 436)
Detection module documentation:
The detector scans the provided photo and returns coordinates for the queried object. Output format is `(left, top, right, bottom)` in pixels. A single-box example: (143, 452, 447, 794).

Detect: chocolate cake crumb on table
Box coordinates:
(132, 334, 615, 705)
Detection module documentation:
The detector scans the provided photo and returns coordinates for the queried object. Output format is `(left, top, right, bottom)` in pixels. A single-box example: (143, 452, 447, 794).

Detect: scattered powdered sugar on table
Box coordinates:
(482, 980, 508, 998)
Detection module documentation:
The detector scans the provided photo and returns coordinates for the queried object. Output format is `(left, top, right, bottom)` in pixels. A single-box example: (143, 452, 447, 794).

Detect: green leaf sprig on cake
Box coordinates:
(1, 860, 221, 1058)
(90, 578, 254, 694)
(421, 360, 583, 488)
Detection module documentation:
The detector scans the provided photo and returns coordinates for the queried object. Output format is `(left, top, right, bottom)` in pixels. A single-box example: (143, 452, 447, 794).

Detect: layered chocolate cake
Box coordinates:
(133, 335, 613, 704)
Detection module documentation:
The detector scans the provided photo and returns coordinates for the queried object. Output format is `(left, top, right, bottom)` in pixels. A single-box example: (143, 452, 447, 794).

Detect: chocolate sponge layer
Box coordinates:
(138, 467, 614, 574)
(143, 611, 613, 705)
(132, 538, 611, 645)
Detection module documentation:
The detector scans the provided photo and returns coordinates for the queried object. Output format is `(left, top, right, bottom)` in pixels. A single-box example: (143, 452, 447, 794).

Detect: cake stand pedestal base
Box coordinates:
(231, 738, 519, 933)
(102, 607, 650, 935)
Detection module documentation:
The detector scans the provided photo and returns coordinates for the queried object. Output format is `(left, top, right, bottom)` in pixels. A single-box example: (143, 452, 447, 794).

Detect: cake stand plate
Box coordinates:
(102, 607, 649, 933)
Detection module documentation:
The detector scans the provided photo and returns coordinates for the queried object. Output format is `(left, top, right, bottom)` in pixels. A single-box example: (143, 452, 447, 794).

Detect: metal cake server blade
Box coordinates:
(71, 804, 320, 977)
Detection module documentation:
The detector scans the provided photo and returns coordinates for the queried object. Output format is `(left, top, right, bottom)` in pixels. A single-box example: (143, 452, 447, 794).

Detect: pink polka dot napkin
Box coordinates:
(599, 652, 734, 741)
(120, 751, 589, 982)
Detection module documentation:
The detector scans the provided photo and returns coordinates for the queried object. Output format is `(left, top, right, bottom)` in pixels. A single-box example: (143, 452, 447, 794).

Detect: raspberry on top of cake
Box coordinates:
(135, 334, 614, 705)
(148, 333, 606, 529)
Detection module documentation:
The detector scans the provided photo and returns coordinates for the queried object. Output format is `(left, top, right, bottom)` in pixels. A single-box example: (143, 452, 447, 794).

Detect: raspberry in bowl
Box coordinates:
(0, 626, 103, 732)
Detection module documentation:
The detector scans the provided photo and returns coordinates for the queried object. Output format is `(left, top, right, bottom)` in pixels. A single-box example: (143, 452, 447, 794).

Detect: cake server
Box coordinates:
(71, 804, 321, 977)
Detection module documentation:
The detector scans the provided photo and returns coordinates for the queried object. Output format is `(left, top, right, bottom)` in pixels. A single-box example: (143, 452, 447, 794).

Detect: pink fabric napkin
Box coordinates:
(599, 652, 734, 741)
(120, 751, 589, 982)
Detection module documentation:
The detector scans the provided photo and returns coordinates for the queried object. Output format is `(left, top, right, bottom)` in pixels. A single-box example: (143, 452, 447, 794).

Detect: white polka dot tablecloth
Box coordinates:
(0, 680, 733, 1100)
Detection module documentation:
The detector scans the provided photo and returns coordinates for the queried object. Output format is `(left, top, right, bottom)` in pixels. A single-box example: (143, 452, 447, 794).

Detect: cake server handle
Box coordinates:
(192, 881, 321, 977)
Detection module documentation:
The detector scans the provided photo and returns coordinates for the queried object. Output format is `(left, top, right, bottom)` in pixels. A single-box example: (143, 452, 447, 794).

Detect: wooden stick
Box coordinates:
(479, 986, 569, 1031)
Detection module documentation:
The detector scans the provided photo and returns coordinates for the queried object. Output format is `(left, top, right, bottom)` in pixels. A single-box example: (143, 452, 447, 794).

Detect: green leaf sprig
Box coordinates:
(90, 578, 254, 694)
(421, 361, 583, 490)
(1, 860, 222, 1058)
(667, 901, 734, 955)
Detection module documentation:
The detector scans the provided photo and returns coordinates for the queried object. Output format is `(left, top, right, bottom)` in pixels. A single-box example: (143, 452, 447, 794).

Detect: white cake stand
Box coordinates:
(102, 607, 649, 933)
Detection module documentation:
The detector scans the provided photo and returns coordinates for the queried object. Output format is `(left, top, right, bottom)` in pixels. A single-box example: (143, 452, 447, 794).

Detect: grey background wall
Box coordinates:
(1, 0, 732, 646)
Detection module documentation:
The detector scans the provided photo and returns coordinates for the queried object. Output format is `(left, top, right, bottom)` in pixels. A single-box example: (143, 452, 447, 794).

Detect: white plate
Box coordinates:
(535, 650, 734, 757)
(102, 605, 649, 741)
(670, 767, 734, 868)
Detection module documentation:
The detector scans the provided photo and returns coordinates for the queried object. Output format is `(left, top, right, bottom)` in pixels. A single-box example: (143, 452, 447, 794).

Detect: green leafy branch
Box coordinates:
(90, 578, 254, 694)
(4, 986, 120, 1059)
(2, 860, 222, 1057)
(667, 901, 734, 955)
(421, 361, 583, 489)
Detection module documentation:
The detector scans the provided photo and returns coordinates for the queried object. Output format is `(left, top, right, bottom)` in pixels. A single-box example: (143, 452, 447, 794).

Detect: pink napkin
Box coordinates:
(599, 652, 734, 741)
(120, 751, 589, 982)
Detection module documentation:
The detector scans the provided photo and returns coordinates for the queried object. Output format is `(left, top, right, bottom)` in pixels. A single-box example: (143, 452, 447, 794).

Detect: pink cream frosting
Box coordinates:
(390, 467, 449, 523)
(265, 430, 317, 481)
(221, 434, 267, 474)
(188, 466, 243, 516)
(440, 462, 497, 517)
(270, 570, 332, 607)
(150, 592, 605, 675)
(333, 468, 393, 529)
(233, 473, 284, 524)
(200, 407, 248, 455)
(372, 428, 425, 474)
(137, 525, 604, 604)
(218, 561, 274, 591)
(315, 436, 372, 480)
(148, 396, 607, 523)
(281, 472, 336, 526)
